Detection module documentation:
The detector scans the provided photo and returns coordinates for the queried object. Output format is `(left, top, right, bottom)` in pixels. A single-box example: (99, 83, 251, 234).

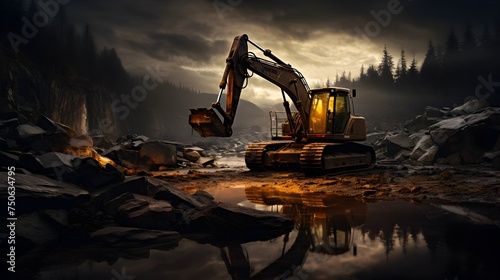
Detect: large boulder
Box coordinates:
(139, 141, 177, 168)
(383, 133, 416, 157)
(431, 108, 500, 164)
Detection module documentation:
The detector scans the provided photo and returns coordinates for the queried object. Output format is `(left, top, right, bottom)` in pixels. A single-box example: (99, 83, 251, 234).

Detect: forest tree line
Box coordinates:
(332, 24, 500, 107)
(1, 0, 132, 93)
(0, 0, 203, 138)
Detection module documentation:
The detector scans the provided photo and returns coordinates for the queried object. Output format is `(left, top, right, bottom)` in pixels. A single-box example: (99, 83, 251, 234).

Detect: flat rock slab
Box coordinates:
(148, 177, 204, 208)
(104, 192, 177, 230)
(0, 172, 89, 214)
(182, 202, 294, 246)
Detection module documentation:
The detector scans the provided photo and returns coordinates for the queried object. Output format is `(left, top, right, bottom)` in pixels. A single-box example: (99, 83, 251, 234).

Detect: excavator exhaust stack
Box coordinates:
(189, 108, 232, 137)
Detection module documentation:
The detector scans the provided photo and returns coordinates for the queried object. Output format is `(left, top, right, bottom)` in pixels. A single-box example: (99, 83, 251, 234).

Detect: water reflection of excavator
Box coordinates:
(189, 34, 375, 174)
(219, 189, 367, 279)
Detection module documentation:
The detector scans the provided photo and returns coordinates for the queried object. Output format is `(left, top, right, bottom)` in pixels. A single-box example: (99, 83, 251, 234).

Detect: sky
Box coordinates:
(66, 0, 500, 108)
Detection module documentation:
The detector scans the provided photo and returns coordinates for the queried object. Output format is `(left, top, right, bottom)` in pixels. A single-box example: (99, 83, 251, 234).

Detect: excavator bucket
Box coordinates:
(188, 108, 230, 137)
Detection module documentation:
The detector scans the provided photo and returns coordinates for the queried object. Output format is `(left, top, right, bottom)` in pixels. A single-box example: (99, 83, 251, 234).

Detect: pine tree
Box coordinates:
(462, 23, 476, 50)
(400, 49, 407, 78)
(377, 45, 394, 84)
(479, 24, 492, 47)
(407, 57, 419, 81)
(395, 48, 407, 83)
(420, 40, 439, 85)
(359, 65, 366, 82)
(445, 28, 460, 55)
(366, 64, 379, 84)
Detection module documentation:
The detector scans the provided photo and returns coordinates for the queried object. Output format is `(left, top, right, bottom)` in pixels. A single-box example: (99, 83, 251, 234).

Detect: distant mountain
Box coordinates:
(136, 85, 268, 142)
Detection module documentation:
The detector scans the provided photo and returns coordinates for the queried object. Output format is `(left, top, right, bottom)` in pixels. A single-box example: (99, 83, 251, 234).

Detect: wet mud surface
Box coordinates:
(155, 162, 500, 207)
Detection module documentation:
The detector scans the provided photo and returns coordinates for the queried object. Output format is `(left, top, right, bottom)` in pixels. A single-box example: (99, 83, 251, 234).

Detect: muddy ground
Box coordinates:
(151, 162, 500, 206)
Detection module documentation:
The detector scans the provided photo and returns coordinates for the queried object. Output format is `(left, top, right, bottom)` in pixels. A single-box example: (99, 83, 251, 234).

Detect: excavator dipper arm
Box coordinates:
(189, 34, 311, 140)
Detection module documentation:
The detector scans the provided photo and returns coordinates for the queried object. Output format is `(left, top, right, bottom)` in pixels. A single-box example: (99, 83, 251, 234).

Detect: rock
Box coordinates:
(410, 135, 437, 162)
(365, 132, 387, 149)
(139, 141, 177, 168)
(484, 151, 500, 170)
(404, 115, 439, 133)
(0, 151, 19, 167)
(0, 172, 89, 214)
(103, 146, 150, 171)
(104, 193, 177, 230)
(16, 212, 62, 245)
(39, 209, 70, 228)
(384, 133, 415, 157)
(116, 134, 149, 148)
(18, 152, 44, 173)
(181, 202, 294, 245)
(36, 115, 77, 137)
(183, 150, 201, 162)
(37, 152, 78, 182)
(69, 134, 93, 149)
(0, 114, 20, 138)
(90, 226, 181, 248)
(90, 176, 151, 209)
(90, 135, 114, 149)
(71, 157, 124, 189)
(450, 99, 488, 116)
(197, 156, 216, 167)
(424, 106, 444, 118)
(416, 144, 439, 163)
(30, 131, 69, 154)
(436, 152, 462, 165)
(192, 190, 215, 205)
(185, 146, 206, 156)
(149, 178, 204, 208)
(17, 124, 46, 136)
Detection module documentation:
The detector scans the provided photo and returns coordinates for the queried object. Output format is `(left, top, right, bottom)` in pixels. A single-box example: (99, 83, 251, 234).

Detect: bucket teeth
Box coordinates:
(188, 108, 230, 137)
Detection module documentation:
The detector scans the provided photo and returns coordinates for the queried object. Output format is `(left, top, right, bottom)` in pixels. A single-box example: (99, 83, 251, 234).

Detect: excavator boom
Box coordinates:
(189, 34, 311, 139)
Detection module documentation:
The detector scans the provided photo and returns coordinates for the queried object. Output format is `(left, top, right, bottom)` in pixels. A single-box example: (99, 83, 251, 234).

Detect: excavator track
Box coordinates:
(246, 141, 375, 174)
(245, 142, 269, 171)
(300, 142, 376, 175)
(245, 142, 292, 171)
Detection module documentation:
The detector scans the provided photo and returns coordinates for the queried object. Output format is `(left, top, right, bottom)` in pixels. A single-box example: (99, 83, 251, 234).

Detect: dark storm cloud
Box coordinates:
(146, 33, 228, 62)
(234, 0, 500, 45)
(63, 0, 500, 98)
(67, 0, 500, 62)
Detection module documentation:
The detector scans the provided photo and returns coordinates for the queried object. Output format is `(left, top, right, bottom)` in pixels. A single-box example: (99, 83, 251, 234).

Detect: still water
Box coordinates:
(19, 185, 500, 280)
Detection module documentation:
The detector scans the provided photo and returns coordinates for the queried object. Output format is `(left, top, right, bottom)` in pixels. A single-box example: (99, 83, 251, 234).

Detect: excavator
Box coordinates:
(189, 34, 375, 174)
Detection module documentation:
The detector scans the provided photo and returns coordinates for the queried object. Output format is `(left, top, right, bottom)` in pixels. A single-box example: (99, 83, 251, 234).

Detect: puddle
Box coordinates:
(17, 186, 500, 280)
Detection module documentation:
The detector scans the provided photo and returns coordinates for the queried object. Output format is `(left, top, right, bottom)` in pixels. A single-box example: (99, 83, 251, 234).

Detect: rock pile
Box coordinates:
(370, 99, 500, 169)
(0, 113, 217, 187)
(0, 112, 293, 261)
